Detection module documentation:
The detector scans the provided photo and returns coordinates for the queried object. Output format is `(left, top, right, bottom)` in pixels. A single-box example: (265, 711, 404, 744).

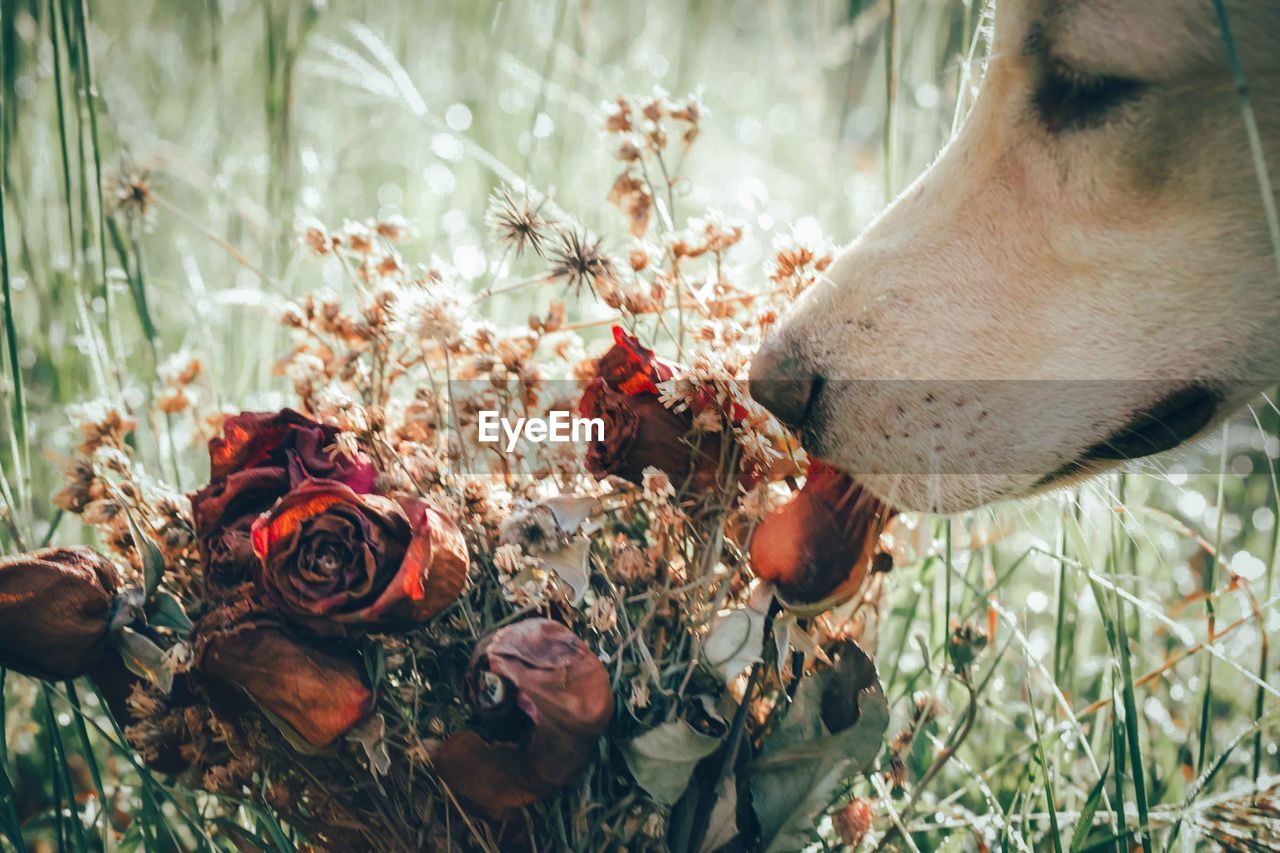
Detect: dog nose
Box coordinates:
(749, 341, 820, 429)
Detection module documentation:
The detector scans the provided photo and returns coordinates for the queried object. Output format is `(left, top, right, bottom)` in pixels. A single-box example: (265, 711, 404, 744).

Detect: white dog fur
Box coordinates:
(755, 0, 1280, 513)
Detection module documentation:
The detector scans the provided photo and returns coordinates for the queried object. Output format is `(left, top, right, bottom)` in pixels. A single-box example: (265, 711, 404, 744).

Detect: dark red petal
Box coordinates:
(195, 610, 371, 749)
(750, 462, 893, 604)
(437, 619, 613, 816)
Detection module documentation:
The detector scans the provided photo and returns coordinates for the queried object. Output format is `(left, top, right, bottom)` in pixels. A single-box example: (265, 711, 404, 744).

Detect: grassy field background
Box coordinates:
(1, 0, 1278, 849)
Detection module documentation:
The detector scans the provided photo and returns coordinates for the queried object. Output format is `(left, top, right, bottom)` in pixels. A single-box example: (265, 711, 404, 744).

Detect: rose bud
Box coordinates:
(750, 461, 896, 606)
(0, 547, 121, 679)
(250, 479, 468, 634)
(431, 618, 614, 816)
(194, 607, 371, 749)
(191, 409, 377, 592)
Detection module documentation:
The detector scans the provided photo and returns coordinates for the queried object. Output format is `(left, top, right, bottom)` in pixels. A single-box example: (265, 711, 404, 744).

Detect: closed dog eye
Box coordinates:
(1033, 63, 1145, 134)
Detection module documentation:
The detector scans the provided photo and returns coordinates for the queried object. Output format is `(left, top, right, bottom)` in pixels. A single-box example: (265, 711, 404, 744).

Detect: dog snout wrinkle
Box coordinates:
(749, 342, 821, 430)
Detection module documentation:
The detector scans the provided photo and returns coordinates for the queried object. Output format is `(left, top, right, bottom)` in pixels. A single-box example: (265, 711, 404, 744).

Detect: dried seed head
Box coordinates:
(298, 218, 334, 256)
(629, 677, 651, 710)
(486, 187, 553, 257)
(107, 168, 154, 222)
(547, 229, 618, 294)
(602, 96, 633, 133)
(588, 597, 617, 634)
(833, 799, 875, 848)
(912, 690, 947, 724)
(374, 214, 415, 242)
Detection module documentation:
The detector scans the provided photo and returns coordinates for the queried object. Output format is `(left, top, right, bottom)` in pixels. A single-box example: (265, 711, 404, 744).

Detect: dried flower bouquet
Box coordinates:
(0, 92, 898, 852)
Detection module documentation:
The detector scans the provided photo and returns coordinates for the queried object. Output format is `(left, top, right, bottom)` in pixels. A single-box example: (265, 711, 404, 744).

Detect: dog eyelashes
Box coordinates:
(1033, 64, 1144, 134)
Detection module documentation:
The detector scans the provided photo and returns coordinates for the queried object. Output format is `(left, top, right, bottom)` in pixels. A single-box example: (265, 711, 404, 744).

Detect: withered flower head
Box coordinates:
(547, 229, 618, 294)
(606, 173, 653, 239)
(431, 618, 614, 817)
(750, 461, 895, 605)
(580, 379, 723, 492)
(833, 799, 875, 848)
(0, 547, 121, 680)
(602, 96, 633, 133)
(194, 606, 372, 749)
(486, 187, 553, 258)
(190, 409, 377, 593)
(948, 621, 988, 672)
(251, 480, 468, 634)
(89, 651, 192, 774)
(578, 327, 725, 492)
(107, 168, 154, 222)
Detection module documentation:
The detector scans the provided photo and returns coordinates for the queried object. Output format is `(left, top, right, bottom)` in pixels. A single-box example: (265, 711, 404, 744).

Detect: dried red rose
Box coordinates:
(207, 409, 377, 486)
(0, 547, 121, 679)
(191, 409, 376, 592)
(250, 479, 468, 633)
(579, 327, 727, 492)
(580, 377, 724, 491)
(432, 618, 614, 817)
(194, 607, 371, 749)
(750, 461, 895, 605)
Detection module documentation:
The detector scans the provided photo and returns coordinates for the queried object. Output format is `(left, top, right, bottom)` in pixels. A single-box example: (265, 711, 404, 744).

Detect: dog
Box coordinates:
(750, 0, 1280, 513)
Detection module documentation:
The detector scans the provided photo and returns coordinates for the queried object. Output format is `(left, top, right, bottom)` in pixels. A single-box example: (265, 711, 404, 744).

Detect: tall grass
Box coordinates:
(0, 0, 1277, 849)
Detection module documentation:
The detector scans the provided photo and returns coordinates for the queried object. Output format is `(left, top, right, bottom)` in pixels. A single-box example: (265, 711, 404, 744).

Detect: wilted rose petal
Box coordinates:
(251, 479, 466, 633)
(595, 326, 676, 395)
(432, 618, 613, 817)
(0, 547, 120, 679)
(194, 607, 371, 749)
(192, 409, 376, 594)
(191, 467, 289, 591)
(750, 461, 895, 605)
(393, 496, 470, 623)
(207, 408, 375, 488)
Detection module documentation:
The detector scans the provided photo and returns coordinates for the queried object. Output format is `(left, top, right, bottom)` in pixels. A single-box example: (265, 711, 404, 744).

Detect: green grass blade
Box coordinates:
(1069, 763, 1112, 853)
(1195, 426, 1230, 774)
(46, 0, 78, 256)
(0, 669, 27, 853)
(1027, 689, 1063, 853)
(63, 680, 108, 845)
(1111, 592, 1153, 853)
(0, 75, 28, 525)
(1211, 0, 1280, 286)
(42, 683, 88, 851)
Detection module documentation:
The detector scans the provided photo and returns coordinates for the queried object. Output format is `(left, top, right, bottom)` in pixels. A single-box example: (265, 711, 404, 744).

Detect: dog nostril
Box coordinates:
(749, 345, 820, 429)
